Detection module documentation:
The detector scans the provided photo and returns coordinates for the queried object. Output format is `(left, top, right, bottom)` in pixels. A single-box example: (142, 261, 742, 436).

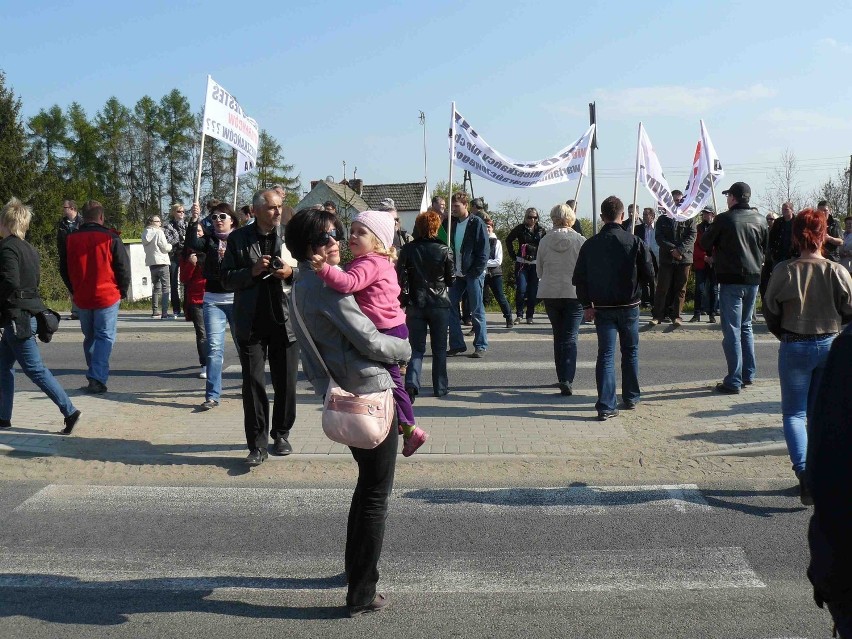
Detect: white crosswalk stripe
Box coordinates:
(2, 483, 767, 596)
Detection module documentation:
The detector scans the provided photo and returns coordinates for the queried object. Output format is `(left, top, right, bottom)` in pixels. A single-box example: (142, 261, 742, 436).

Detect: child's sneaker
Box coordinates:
(402, 428, 428, 457)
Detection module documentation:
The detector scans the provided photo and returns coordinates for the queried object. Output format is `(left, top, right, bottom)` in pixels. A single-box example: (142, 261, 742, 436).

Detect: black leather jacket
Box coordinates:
(700, 203, 768, 285)
(397, 238, 454, 309)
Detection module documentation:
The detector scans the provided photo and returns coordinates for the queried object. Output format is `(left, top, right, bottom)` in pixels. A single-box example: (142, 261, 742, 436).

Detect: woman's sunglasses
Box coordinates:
(211, 213, 230, 222)
(312, 228, 338, 248)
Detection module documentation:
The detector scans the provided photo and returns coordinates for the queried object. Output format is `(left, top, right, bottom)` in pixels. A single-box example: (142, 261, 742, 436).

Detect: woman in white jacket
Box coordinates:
(536, 203, 585, 395)
(141, 214, 173, 319)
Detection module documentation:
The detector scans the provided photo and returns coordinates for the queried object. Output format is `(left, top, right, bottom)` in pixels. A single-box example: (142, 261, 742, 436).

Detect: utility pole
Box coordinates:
(589, 102, 598, 234)
(419, 111, 428, 191)
(847, 154, 852, 215)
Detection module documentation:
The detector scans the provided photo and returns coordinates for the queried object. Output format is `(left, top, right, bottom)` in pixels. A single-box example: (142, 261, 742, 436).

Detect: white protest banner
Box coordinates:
(678, 120, 724, 219)
(450, 109, 594, 188)
(202, 76, 259, 162)
(637, 123, 678, 216)
(235, 148, 255, 178)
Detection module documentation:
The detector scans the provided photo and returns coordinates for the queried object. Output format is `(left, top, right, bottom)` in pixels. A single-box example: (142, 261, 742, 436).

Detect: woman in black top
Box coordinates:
(397, 211, 454, 397)
(0, 198, 80, 434)
(186, 203, 241, 410)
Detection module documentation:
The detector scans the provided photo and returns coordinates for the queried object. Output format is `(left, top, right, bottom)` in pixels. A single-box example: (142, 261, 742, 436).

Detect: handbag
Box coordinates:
(290, 288, 394, 449)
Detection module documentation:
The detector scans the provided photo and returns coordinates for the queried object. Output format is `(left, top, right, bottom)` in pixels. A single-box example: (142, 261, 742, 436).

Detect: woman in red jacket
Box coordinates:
(180, 232, 208, 379)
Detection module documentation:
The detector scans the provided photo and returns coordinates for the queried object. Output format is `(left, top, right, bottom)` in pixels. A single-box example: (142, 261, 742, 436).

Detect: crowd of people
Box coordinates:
(1, 178, 850, 624)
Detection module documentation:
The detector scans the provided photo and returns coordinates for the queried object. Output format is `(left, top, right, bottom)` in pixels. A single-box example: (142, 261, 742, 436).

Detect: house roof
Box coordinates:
(361, 182, 426, 211)
(324, 181, 369, 211)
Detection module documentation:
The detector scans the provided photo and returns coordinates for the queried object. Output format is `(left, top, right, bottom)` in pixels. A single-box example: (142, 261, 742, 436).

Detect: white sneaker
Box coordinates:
(199, 367, 207, 379)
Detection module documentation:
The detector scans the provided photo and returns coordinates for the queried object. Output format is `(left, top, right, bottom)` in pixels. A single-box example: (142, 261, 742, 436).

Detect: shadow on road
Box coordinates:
(0, 574, 347, 625)
(676, 426, 781, 445)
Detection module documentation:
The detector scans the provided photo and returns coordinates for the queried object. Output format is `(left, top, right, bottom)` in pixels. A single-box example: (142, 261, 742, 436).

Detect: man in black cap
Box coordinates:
(700, 181, 768, 394)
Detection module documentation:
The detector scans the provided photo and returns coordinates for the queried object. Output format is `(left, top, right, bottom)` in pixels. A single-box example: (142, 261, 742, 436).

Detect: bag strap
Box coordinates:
(290, 283, 334, 382)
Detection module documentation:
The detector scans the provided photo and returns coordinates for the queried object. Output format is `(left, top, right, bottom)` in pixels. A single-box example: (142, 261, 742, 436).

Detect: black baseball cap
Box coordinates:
(722, 182, 751, 200)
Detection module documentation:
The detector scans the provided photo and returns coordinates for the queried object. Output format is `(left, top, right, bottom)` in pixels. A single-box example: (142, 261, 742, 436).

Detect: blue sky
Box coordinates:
(4, 0, 851, 221)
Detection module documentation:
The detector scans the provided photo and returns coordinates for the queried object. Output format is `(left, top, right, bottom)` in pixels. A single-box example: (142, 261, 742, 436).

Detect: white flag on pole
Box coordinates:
(637, 121, 724, 221)
(450, 108, 594, 188)
(678, 120, 724, 218)
(235, 149, 255, 178)
(201, 76, 259, 163)
(637, 123, 678, 216)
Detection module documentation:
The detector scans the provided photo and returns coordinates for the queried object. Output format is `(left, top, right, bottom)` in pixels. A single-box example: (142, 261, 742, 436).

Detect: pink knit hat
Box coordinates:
(354, 210, 395, 251)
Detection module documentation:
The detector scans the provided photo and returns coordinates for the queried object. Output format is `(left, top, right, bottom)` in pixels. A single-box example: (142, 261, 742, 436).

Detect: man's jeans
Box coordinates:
(543, 299, 584, 386)
(515, 263, 539, 319)
(406, 306, 450, 396)
(594, 306, 640, 413)
(778, 335, 835, 473)
(203, 301, 236, 402)
(718, 284, 758, 389)
(77, 301, 120, 385)
(694, 267, 716, 315)
(0, 318, 77, 421)
(149, 264, 170, 316)
(449, 273, 487, 352)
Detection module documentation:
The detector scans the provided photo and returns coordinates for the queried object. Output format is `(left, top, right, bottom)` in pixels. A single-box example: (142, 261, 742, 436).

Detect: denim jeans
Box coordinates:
(203, 300, 236, 402)
(694, 268, 716, 315)
(718, 284, 758, 389)
(515, 263, 539, 319)
(593, 306, 640, 413)
(77, 301, 120, 385)
(0, 318, 77, 421)
(485, 272, 512, 321)
(449, 273, 487, 351)
(149, 264, 170, 316)
(778, 335, 835, 473)
(169, 258, 182, 314)
(405, 305, 450, 396)
(543, 299, 584, 386)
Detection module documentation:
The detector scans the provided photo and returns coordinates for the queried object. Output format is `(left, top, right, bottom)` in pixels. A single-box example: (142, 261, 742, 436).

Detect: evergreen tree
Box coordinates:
(132, 95, 163, 216)
(27, 104, 67, 178)
(0, 71, 35, 205)
(157, 89, 195, 205)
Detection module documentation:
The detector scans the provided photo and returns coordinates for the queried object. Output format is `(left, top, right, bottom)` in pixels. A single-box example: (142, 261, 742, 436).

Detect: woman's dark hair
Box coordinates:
(285, 207, 344, 262)
(212, 202, 240, 228)
(793, 207, 827, 253)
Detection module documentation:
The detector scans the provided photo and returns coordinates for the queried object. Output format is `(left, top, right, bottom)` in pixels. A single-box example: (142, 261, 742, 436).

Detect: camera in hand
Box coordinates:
(269, 256, 284, 270)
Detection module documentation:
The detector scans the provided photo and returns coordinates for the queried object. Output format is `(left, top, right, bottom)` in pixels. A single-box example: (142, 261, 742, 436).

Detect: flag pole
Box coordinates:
(589, 102, 598, 234)
(447, 101, 456, 247)
(194, 75, 211, 205)
(700, 120, 720, 214)
(631, 122, 642, 234)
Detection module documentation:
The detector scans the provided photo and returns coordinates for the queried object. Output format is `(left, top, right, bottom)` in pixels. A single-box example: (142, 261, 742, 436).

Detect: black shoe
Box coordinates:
(797, 470, 814, 506)
(271, 437, 292, 456)
(246, 448, 268, 465)
(447, 348, 466, 357)
(348, 593, 389, 618)
(742, 379, 754, 387)
(0, 418, 11, 429)
(620, 401, 638, 410)
(688, 315, 701, 323)
(405, 386, 417, 403)
(200, 399, 219, 410)
(597, 409, 619, 421)
(708, 314, 717, 324)
(513, 316, 522, 325)
(714, 382, 740, 394)
(81, 378, 107, 394)
(525, 318, 534, 325)
(505, 319, 513, 329)
(558, 383, 573, 396)
(468, 348, 485, 358)
(61, 410, 82, 435)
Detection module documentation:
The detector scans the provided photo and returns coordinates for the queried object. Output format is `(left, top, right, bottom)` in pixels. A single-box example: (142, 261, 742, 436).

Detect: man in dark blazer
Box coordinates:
(633, 207, 659, 308)
(649, 191, 696, 328)
(221, 188, 299, 465)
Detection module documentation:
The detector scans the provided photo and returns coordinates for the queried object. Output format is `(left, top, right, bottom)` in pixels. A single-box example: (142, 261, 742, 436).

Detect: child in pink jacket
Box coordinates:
(310, 209, 428, 456)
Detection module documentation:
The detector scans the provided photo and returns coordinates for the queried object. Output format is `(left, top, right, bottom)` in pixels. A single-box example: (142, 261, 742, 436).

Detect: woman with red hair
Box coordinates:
(764, 207, 852, 504)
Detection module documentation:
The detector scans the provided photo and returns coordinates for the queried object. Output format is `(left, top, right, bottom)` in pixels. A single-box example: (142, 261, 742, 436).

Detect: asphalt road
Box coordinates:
(0, 479, 829, 638)
(29, 317, 782, 398)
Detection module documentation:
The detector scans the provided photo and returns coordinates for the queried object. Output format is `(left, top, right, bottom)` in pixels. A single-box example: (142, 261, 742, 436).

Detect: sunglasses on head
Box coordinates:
(312, 228, 338, 248)
(211, 213, 229, 221)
